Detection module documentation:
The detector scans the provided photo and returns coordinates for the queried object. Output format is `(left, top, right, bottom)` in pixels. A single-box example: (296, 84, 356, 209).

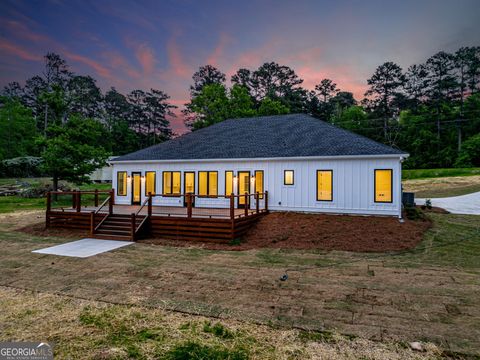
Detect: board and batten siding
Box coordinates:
(111, 157, 403, 217)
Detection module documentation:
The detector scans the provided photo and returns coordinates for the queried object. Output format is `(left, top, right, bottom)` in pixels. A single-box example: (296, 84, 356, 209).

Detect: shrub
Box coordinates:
(455, 133, 480, 167)
(0, 156, 44, 178)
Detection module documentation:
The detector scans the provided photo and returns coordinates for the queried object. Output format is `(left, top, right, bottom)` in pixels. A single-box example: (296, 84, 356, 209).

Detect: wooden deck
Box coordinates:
(46, 191, 268, 242)
(61, 205, 257, 219)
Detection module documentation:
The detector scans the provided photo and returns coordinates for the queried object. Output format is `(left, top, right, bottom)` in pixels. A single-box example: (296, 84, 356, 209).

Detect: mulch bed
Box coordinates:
(142, 212, 432, 252)
(19, 211, 432, 253)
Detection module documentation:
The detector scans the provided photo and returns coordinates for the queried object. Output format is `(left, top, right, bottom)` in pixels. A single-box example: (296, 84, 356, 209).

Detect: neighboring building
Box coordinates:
(89, 156, 117, 183)
(110, 114, 408, 217)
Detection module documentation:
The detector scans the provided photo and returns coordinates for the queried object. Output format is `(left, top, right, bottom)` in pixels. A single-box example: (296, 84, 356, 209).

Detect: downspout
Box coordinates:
(398, 156, 405, 222)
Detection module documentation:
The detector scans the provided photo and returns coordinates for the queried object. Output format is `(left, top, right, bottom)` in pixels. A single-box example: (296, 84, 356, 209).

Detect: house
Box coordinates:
(110, 114, 408, 218)
(88, 156, 117, 183)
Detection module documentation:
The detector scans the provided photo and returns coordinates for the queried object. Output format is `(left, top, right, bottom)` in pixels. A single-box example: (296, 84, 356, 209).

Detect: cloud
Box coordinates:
(0, 38, 39, 61)
(167, 30, 190, 78)
(135, 43, 156, 74)
(64, 51, 113, 79)
(206, 32, 231, 66)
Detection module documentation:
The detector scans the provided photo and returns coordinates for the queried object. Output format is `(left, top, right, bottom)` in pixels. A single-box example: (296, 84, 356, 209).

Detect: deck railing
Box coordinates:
(47, 190, 113, 212)
(148, 191, 268, 220)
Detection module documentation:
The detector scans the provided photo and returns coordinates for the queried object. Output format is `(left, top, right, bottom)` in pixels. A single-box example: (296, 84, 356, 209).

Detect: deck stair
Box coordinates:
(93, 214, 147, 241)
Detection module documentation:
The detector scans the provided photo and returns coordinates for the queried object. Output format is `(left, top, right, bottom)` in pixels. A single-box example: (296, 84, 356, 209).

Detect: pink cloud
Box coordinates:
(135, 43, 156, 74)
(206, 32, 231, 66)
(64, 51, 113, 79)
(0, 38, 39, 61)
(167, 31, 190, 78)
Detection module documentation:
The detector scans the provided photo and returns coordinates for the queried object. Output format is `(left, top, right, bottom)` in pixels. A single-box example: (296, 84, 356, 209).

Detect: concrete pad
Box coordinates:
(417, 191, 480, 215)
(32, 238, 133, 258)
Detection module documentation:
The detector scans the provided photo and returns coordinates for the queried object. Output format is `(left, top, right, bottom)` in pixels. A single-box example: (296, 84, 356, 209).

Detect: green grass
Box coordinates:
(402, 168, 480, 180)
(413, 184, 480, 198)
(0, 177, 111, 213)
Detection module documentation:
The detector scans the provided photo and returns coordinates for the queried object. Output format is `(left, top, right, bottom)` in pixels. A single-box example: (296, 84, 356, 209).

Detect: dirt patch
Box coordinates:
(142, 212, 431, 252)
(403, 175, 480, 198)
(16, 221, 86, 239)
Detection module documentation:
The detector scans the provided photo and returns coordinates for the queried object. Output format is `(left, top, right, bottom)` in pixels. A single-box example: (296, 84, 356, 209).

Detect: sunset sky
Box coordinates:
(1, 0, 479, 133)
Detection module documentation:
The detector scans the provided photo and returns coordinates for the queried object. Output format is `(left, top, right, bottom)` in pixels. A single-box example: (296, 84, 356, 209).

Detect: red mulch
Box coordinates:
(142, 212, 432, 252)
(20, 212, 431, 253)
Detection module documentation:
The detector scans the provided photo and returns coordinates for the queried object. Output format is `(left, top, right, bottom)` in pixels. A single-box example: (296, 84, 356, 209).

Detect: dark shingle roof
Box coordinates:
(113, 114, 406, 161)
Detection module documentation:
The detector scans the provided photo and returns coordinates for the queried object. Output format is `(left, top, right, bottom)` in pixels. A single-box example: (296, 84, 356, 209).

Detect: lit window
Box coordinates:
(317, 170, 333, 201)
(225, 171, 234, 196)
(284, 170, 294, 185)
(255, 170, 264, 198)
(117, 172, 127, 196)
(145, 171, 156, 196)
(163, 171, 181, 195)
(199, 171, 218, 196)
(374, 169, 392, 203)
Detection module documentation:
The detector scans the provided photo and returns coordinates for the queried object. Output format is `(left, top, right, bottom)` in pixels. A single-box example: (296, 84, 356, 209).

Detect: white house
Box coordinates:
(110, 114, 408, 218)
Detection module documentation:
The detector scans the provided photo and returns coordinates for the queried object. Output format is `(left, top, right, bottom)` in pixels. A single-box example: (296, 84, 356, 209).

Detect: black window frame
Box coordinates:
(316, 170, 333, 202)
(284, 170, 294, 186)
(254, 170, 264, 199)
(225, 170, 234, 196)
(162, 171, 181, 197)
(198, 171, 219, 197)
(374, 169, 393, 203)
(117, 171, 127, 196)
(144, 171, 156, 196)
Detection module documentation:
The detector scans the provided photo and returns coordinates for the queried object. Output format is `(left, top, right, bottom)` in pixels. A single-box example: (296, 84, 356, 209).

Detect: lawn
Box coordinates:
(0, 177, 111, 213)
(402, 167, 480, 180)
(0, 210, 479, 358)
(403, 175, 480, 198)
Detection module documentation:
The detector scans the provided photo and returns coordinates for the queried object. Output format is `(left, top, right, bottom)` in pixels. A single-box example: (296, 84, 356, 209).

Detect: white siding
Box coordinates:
(112, 157, 403, 217)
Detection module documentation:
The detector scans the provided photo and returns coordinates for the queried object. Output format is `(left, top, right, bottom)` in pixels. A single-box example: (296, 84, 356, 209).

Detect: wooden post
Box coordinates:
(187, 193, 192, 218)
(110, 189, 115, 205)
(131, 213, 136, 241)
(148, 192, 152, 217)
(46, 192, 51, 228)
(230, 193, 235, 220)
(256, 192, 260, 214)
(90, 211, 95, 236)
(76, 192, 81, 212)
(72, 190, 76, 209)
(94, 189, 99, 207)
(244, 193, 248, 217)
(109, 191, 113, 214)
(265, 191, 268, 212)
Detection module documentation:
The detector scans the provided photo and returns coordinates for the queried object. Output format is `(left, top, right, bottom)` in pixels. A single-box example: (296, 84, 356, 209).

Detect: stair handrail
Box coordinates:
(92, 194, 111, 232)
(95, 195, 111, 214)
(135, 195, 150, 217)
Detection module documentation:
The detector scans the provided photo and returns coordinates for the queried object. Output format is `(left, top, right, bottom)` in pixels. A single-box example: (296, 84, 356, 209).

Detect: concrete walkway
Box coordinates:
(32, 238, 133, 258)
(417, 191, 480, 215)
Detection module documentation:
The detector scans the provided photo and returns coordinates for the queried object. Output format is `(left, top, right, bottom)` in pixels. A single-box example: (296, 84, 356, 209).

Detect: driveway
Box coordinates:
(417, 191, 480, 215)
(32, 238, 133, 258)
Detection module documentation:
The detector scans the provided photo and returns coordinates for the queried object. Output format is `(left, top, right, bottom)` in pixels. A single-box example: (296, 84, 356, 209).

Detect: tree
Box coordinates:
(190, 65, 226, 96)
(38, 116, 110, 191)
(143, 89, 175, 144)
(0, 97, 38, 161)
(404, 64, 429, 107)
(186, 83, 230, 130)
(66, 75, 103, 119)
(364, 61, 405, 139)
(41, 52, 72, 134)
(315, 79, 338, 103)
(228, 85, 256, 118)
(257, 97, 290, 116)
(104, 87, 131, 129)
(334, 106, 368, 133)
(455, 133, 480, 167)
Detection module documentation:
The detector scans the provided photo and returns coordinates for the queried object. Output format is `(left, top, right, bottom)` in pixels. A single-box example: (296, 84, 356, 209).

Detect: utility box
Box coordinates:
(402, 192, 415, 207)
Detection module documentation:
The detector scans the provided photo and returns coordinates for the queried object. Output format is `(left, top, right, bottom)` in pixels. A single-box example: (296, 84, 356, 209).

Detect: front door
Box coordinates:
(184, 172, 195, 207)
(131, 172, 141, 205)
(237, 171, 250, 209)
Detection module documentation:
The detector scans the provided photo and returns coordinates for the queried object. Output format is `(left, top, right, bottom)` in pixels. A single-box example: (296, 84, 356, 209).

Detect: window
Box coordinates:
(374, 169, 393, 203)
(163, 171, 181, 195)
(225, 171, 234, 196)
(199, 171, 218, 196)
(145, 171, 156, 196)
(117, 171, 127, 196)
(255, 170, 264, 198)
(317, 170, 333, 201)
(284, 170, 294, 185)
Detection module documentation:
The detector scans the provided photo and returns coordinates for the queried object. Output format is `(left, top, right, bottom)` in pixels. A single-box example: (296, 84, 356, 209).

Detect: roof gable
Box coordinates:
(114, 114, 406, 161)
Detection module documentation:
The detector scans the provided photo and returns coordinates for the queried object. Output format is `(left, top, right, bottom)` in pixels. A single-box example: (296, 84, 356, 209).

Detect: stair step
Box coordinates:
(96, 229, 131, 235)
(99, 225, 131, 231)
(93, 234, 132, 241)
